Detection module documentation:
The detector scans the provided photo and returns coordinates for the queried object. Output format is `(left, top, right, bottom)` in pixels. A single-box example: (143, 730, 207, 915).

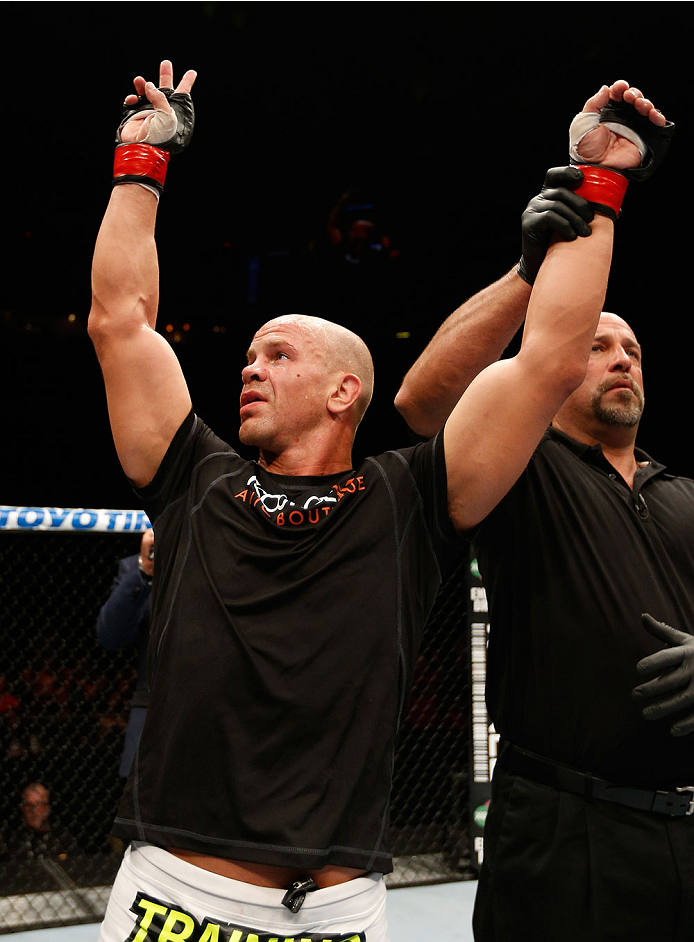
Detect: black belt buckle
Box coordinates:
(652, 787, 694, 816)
(281, 878, 319, 912)
(676, 787, 694, 816)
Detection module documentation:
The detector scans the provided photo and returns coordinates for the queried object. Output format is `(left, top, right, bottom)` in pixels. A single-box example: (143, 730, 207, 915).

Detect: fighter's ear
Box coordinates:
(327, 373, 362, 416)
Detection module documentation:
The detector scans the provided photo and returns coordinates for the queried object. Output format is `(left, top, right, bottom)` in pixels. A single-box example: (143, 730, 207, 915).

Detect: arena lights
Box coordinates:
(160, 322, 230, 340)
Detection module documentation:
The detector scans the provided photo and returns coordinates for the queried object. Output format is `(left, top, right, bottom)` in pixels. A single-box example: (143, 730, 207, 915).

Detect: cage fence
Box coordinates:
(0, 510, 478, 934)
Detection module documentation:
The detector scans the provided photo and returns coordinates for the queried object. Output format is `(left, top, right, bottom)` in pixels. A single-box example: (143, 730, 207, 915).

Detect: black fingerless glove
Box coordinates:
(112, 88, 195, 194)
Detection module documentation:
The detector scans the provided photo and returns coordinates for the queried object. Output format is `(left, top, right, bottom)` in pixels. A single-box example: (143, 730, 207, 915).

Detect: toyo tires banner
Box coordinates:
(0, 506, 151, 532)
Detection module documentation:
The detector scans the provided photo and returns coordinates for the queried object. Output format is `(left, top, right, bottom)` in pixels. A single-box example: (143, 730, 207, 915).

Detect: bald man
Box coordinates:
(395, 141, 691, 942)
(89, 63, 648, 941)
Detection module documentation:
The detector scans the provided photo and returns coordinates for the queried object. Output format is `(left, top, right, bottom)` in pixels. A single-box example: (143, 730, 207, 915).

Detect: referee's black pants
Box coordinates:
(473, 747, 694, 941)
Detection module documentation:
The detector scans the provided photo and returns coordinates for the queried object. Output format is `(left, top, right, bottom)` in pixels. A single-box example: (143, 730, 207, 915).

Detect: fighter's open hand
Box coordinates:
(120, 60, 197, 147)
(572, 81, 667, 171)
(633, 613, 694, 737)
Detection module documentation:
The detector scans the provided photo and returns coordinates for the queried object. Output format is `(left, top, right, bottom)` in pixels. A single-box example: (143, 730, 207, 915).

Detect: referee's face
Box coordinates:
(556, 312, 644, 435)
(586, 313, 643, 416)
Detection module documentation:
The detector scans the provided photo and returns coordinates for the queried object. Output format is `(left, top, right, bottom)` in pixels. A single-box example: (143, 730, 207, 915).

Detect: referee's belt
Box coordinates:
(505, 744, 694, 817)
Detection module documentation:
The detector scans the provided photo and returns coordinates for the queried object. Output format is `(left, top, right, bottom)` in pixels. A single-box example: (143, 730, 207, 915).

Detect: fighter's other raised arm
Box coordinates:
(88, 61, 197, 488)
(395, 81, 672, 441)
(443, 81, 672, 533)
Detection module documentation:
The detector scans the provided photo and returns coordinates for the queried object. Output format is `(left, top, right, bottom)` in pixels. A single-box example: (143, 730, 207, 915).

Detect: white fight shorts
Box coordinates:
(98, 842, 390, 942)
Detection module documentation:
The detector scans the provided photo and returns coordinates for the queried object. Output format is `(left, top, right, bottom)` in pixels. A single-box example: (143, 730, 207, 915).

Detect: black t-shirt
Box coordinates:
(475, 427, 694, 787)
(113, 412, 461, 872)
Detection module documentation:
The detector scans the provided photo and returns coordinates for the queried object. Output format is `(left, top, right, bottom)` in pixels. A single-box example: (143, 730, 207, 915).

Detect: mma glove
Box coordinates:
(517, 166, 594, 285)
(569, 98, 675, 221)
(112, 87, 195, 195)
(632, 613, 694, 737)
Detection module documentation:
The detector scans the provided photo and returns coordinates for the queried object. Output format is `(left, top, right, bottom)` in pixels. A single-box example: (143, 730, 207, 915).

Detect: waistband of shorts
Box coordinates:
(128, 842, 383, 910)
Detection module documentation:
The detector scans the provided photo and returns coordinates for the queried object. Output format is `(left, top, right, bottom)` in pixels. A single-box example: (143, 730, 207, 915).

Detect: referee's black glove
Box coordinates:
(632, 613, 694, 737)
(517, 166, 594, 285)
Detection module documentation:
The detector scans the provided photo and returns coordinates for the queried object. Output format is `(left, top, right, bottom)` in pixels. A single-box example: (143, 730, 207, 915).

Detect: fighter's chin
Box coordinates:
(239, 419, 271, 449)
(238, 422, 259, 447)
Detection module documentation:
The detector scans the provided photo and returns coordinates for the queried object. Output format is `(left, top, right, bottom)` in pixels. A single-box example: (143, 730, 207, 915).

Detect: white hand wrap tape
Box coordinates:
(121, 107, 178, 146)
(568, 111, 647, 163)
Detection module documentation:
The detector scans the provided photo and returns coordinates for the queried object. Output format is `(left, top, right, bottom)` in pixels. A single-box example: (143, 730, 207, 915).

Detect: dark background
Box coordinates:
(2, 3, 687, 510)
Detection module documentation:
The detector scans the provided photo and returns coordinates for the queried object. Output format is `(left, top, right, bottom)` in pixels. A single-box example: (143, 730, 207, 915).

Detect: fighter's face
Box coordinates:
(238, 319, 337, 454)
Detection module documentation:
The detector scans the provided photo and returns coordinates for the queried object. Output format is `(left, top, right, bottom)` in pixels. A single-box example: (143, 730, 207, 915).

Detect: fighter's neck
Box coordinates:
(257, 445, 354, 477)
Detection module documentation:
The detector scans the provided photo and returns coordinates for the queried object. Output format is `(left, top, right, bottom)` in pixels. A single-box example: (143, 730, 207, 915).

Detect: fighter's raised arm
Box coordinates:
(442, 81, 672, 533)
(88, 61, 197, 488)
(396, 81, 671, 440)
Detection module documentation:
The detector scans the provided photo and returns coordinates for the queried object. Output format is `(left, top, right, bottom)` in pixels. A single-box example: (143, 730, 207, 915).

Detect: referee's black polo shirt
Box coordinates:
(474, 427, 694, 788)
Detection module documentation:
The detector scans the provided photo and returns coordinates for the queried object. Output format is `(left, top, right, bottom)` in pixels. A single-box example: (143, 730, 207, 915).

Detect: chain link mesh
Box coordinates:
(0, 529, 473, 932)
(389, 557, 472, 885)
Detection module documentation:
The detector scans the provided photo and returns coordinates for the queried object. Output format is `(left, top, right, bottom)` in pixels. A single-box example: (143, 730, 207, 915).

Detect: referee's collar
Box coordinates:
(544, 426, 667, 479)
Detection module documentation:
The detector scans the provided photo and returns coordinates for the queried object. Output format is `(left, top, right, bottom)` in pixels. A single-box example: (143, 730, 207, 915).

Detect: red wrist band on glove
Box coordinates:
(574, 165, 629, 221)
(112, 143, 171, 192)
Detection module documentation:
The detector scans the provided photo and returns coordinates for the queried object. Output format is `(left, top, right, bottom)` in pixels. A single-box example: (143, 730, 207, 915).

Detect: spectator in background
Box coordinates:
(14, 782, 76, 860)
(325, 184, 400, 266)
(96, 528, 152, 778)
(308, 183, 405, 335)
(0, 782, 81, 895)
(0, 675, 21, 719)
(0, 674, 22, 759)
